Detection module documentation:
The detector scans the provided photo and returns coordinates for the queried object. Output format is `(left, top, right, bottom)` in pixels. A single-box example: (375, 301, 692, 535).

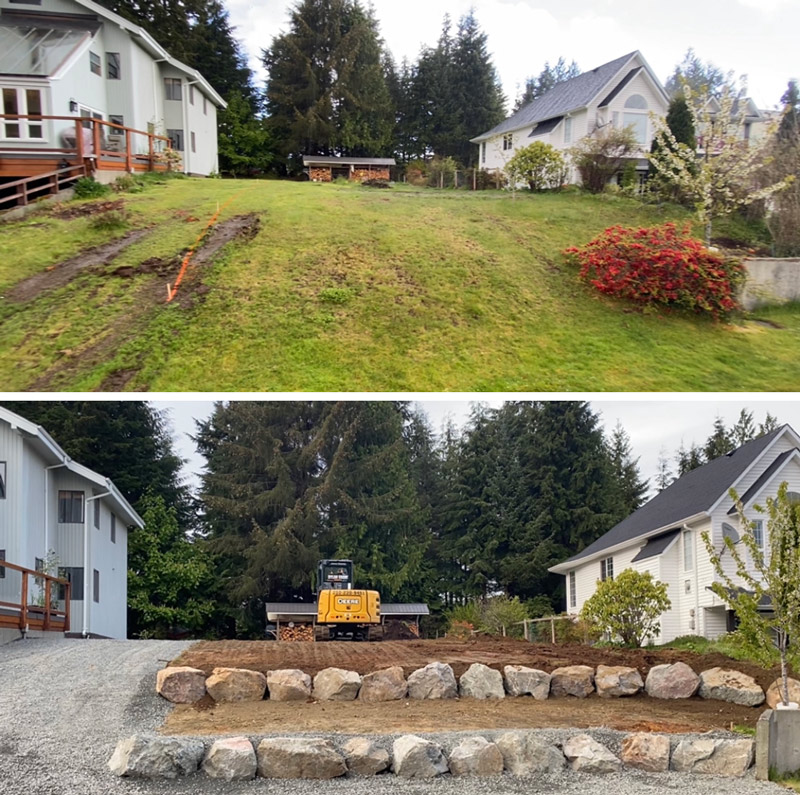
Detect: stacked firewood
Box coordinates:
(279, 623, 315, 642)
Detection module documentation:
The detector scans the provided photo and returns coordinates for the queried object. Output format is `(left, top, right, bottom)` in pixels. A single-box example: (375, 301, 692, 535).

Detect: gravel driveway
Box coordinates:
(0, 637, 786, 795)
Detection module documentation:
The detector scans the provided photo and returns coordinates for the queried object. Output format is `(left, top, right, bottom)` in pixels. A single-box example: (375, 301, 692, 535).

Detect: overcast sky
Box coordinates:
(225, 0, 796, 111)
(151, 397, 800, 498)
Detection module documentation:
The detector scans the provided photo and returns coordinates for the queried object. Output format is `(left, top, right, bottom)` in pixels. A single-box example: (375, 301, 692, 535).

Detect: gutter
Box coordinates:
(83, 491, 111, 638)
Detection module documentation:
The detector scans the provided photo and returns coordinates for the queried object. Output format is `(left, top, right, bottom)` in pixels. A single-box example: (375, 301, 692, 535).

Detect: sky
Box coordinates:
(151, 397, 800, 499)
(225, 0, 797, 111)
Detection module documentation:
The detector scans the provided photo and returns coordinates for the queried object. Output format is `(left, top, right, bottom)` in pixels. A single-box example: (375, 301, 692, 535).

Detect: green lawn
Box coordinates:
(1, 177, 799, 392)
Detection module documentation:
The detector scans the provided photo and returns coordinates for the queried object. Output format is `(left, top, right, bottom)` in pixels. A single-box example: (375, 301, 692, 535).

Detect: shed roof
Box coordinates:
(302, 156, 396, 166)
(551, 425, 789, 571)
(630, 529, 680, 562)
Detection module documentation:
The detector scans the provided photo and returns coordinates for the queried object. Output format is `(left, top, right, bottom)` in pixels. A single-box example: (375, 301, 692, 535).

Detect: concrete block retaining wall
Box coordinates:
(741, 257, 800, 310)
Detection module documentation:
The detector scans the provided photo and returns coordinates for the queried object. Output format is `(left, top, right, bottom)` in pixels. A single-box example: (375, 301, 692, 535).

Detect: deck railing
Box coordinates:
(0, 164, 86, 209)
(0, 560, 71, 632)
(0, 114, 172, 173)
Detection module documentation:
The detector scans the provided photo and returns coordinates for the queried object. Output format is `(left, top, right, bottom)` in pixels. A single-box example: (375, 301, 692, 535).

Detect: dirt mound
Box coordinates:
(383, 621, 419, 641)
(51, 199, 125, 219)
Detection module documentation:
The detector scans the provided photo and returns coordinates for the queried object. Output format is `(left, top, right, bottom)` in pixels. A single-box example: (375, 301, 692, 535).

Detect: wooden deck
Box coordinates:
(0, 560, 70, 632)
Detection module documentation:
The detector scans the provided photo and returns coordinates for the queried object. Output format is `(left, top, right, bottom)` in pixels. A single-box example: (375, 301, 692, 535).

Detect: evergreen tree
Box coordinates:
(730, 409, 757, 447)
(217, 92, 274, 176)
(514, 57, 580, 111)
(607, 421, 649, 516)
(664, 48, 735, 98)
(779, 80, 800, 143)
(675, 441, 704, 475)
(761, 412, 780, 435)
(704, 416, 735, 460)
(263, 0, 394, 169)
(655, 449, 674, 491)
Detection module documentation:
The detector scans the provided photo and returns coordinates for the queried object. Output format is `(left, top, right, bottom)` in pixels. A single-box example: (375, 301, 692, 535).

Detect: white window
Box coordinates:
(89, 51, 101, 76)
(752, 519, 764, 549)
(191, 131, 196, 153)
(189, 85, 194, 105)
(569, 571, 576, 608)
(58, 491, 84, 523)
(612, 111, 619, 128)
(166, 128, 184, 151)
(93, 569, 100, 603)
(600, 557, 614, 581)
(2, 88, 44, 140)
(164, 78, 182, 101)
(111, 513, 116, 544)
(683, 529, 693, 571)
(623, 94, 648, 146)
(106, 52, 121, 80)
(203, 95, 207, 115)
(502, 133, 513, 151)
(564, 117, 572, 143)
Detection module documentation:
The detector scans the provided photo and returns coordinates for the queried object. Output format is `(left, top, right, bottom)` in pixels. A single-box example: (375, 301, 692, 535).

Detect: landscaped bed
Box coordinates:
(2, 178, 799, 391)
(163, 637, 778, 736)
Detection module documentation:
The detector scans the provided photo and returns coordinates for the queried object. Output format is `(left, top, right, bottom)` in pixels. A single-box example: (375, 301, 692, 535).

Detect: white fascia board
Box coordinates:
(708, 425, 800, 514)
(69, 0, 226, 108)
(66, 461, 144, 528)
(548, 511, 708, 574)
(737, 449, 800, 509)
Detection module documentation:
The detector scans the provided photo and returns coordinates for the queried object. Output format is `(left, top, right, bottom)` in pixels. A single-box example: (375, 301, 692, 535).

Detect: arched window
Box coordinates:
(624, 94, 648, 109)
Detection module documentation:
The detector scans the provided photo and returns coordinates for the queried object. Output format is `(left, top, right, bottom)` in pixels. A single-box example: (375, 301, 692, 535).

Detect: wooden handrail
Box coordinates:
(0, 114, 171, 144)
(0, 560, 71, 632)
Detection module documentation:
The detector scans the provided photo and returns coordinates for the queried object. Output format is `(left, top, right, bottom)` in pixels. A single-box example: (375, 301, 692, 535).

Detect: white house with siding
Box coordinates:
(0, 0, 225, 178)
(549, 424, 800, 644)
(471, 51, 670, 189)
(0, 406, 143, 642)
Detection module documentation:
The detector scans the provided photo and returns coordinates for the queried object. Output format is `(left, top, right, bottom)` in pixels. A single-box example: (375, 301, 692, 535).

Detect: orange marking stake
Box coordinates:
(166, 186, 253, 303)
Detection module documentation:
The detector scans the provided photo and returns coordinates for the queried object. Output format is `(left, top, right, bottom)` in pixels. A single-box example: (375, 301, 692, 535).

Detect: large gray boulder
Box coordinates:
(156, 666, 206, 704)
(459, 663, 505, 699)
(407, 662, 458, 699)
(503, 665, 550, 699)
(698, 667, 765, 707)
(550, 665, 595, 698)
(206, 667, 267, 702)
(108, 735, 204, 778)
(644, 662, 700, 699)
(359, 666, 408, 702)
(496, 731, 565, 775)
(767, 677, 800, 709)
(256, 738, 346, 779)
(202, 737, 257, 780)
(563, 734, 621, 774)
(595, 665, 643, 698)
(620, 733, 670, 772)
(342, 737, 390, 775)
(313, 668, 362, 701)
(671, 738, 754, 777)
(267, 669, 312, 701)
(391, 735, 448, 778)
(448, 736, 504, 777)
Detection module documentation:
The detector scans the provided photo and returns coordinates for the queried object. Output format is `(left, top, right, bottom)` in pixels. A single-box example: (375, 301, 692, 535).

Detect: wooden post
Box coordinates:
(439, 171, 444, 189)
(92, 119, 101, 163)
(473, 168, 477, 191)
(20, 571, 28, 630)
(125, 129, 133, 173)
(502, 624, 506, 637)
(75, 119, 84, 164)
(148, 133, 154, 172)
(551, 616, 556, 644)
(64, 580, 71, 632)
(44, 579, 51, 630)
(495, 167, 500, 190)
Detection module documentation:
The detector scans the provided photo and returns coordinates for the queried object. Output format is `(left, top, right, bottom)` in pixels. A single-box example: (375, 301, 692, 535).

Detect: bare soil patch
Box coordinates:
(5, 229, 150, 302)
(164, 637, 775, 736)
(50, 198, 125, 219)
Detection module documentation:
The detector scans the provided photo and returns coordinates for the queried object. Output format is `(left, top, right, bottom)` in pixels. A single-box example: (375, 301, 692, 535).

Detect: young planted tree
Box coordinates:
(569, 127, 638, 194)
(703, 483, 800, 706)
(648, 86, 791, 243)
(580, 568, 671, 646)
(505, 142, 566, 191)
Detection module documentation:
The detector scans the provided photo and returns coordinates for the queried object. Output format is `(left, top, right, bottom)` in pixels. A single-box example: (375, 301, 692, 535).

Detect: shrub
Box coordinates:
(505, 142, 566, 192)
(564, 222, 745, 317)
(445, 601, 483, 637)
(482, 595, 529, 638)
(88, 210, 129, 231)
(570, 127, 639, 194)
(72, 177, 111, 199)
(580, 568, 671, 647)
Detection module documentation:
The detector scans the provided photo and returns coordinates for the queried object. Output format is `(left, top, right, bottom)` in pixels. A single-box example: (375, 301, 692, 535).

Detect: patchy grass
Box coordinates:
(1, 178, 799, 391)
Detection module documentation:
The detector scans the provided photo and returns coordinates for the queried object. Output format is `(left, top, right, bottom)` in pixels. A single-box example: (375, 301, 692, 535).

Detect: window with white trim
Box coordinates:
(89, 51, 101, 76)
(166, 128, 184, 151)
(93, 493, 100, 529)
(502, 133, 513, 151)
(0, 461, 5, 499)
(569, 570, 576, 608)
(2, 87, 44, 140)
(623, 94, 648, 146)
(481, 141, 486, 164)
(164, 78, 182, 101)
(111, 513, 116, 544)
(600, 556, 614, 581)
(106, 52, 121, 80)
(93, 569, 100, 603)
(191, 131, 196, 153)
(564, 117, 572, 143)
(58, 490, 84, 523)
(752, 519, 764, 549)
(683, 529, 693, 571)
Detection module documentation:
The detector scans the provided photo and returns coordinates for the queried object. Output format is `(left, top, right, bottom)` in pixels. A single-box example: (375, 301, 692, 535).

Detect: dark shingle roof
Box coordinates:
(556, 425, 787, 568)
(630, 529, 680, 562)
(302, 156, 395, 166)
(472, 52, 637, 142)
(381, 603, 430, 616)
(528, 117, 563, 137)
(727, 448, 798, 513)
(598, 67, 642, 107)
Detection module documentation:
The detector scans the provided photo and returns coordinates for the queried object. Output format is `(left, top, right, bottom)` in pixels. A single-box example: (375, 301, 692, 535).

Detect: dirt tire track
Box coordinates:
(25, 214, 261, 391)
(5, 229, 151, 302)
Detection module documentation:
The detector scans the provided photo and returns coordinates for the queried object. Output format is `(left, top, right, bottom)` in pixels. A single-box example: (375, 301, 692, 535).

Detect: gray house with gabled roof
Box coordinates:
(471, 50, 669, 188)
(550, 424, 800, 644)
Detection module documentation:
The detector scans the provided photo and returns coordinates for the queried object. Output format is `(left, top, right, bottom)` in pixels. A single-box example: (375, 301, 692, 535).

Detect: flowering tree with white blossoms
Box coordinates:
(703, 482, 800, 707)
(649, 85, 791, 244)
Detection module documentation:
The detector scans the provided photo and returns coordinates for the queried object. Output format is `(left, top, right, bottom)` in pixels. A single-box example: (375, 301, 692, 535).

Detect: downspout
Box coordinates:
(44, 463, 68, 560)
(83, 491, 111, 638)
(183, 80, 200, 176)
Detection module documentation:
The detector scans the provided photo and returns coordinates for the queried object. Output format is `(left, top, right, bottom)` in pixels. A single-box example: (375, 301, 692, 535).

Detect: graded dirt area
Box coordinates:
(163, 637, 776, 737)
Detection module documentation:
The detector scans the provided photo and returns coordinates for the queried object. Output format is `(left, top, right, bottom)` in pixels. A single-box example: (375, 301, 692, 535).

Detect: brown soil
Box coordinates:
(24, 213, 260, 391)
(163, 637, 777, 737)
(6, 229, 151, 302)
(51, 198, 125, 219)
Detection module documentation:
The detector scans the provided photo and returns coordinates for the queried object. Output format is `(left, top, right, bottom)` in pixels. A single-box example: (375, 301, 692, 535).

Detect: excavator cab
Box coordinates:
(317, 559, 354, 591)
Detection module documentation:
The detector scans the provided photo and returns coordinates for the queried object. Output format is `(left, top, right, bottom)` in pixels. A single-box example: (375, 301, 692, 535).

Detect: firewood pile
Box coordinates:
(279, 623, 315, 642)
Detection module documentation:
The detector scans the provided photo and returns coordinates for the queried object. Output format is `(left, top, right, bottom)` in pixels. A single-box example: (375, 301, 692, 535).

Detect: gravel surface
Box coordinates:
(0, 637, 786, 795)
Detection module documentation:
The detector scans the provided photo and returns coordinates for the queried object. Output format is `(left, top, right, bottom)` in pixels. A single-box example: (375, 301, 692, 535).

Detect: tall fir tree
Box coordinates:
(779, 80, 800, 143)
(514, 57, 580, 111)
(607, 421, 649, 516)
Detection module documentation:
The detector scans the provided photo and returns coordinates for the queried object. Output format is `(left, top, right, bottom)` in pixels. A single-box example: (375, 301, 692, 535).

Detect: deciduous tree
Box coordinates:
(505, 141, 566, 191)
(570, 127, 638, 194)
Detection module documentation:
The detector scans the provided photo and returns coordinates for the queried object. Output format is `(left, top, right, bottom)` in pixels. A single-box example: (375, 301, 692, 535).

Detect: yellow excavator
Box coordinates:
(315, 559, 382, 641)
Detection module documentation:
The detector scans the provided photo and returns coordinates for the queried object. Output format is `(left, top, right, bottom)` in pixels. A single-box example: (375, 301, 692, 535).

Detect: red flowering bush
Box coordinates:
(564, 223, 745, 317)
